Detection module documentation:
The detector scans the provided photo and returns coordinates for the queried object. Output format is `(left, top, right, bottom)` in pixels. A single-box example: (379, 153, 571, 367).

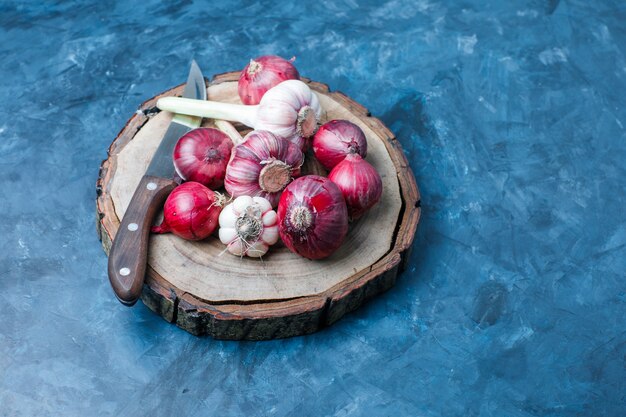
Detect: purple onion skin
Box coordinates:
(312, 120, 367, 171)
(151, 182, 222, 241)
(328, 153, 382, 219)
(238, 55, 300, 105)
(173, 128, 233, 190)
(277, 175, 348, 260)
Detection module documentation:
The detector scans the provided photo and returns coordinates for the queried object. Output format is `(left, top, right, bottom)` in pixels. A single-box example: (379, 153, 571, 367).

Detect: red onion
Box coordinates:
(238, 55, 300, 105)
(225, 130, 303, 207)
(312, 120, 368, 170)
(151, 182, 225, 241)
(328, 154, 382, 218)
(173, 128, 233, 189)
(277, 175, 348, 259)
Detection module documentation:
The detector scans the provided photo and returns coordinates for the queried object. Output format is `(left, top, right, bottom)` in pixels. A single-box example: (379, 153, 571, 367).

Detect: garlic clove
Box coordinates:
(262, 210, 277, 226)
(233, 195, 254, 215)
(261, 225, 279, 245)
(263, 99, 298, 119)
(256, 104, 297, 138)
(309, 91, 321, 118)
(252, 196, 273, 214)
(219, 227, 238, 245)
(228, 239, 245, 256)
(262, 80, 302, 110)
(254, 80, 322, 151)
(218, 203, 237, 228)
(246, 241, 268, 258)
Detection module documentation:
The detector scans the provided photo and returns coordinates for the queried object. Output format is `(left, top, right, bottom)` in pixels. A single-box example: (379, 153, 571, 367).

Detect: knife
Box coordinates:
(108, 60, 206, 306)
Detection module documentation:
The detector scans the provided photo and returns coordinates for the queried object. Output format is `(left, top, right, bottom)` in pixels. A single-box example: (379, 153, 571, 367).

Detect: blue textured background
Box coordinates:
(1, 1, 625, 416)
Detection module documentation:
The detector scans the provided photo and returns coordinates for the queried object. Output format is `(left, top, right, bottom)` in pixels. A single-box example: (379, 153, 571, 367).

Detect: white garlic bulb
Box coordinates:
(218, 196, 279, 258)
(156, 80, 321, 150)
(254, 80, 321, 150)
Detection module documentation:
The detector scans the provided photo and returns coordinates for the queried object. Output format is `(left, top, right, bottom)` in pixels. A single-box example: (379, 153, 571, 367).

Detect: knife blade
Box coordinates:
(108, 60, 206, 306)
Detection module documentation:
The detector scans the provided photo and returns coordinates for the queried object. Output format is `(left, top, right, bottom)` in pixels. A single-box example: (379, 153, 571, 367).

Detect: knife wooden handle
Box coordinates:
(108, 175, 176, 306)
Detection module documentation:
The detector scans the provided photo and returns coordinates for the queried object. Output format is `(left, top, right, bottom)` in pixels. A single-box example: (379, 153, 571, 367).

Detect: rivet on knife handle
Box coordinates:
(108, 175, 176, 306)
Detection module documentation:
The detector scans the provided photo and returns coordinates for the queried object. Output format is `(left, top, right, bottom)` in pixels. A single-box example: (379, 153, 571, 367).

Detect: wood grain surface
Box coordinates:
(96, 72, 420, 340)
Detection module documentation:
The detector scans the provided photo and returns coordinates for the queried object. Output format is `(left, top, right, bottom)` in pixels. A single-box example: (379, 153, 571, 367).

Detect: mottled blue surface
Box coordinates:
(1, 1, 625, 416)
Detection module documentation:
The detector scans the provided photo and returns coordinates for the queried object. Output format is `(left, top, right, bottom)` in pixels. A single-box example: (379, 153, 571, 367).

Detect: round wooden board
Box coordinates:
(96, 72, 420, 340)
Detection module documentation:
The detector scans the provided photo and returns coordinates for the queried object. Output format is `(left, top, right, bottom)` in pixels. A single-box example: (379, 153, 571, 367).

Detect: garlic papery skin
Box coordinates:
(254, 79, 321, 150)
(224, 130, 303, 207)
(218, 196, 279, 258)
(157, 80, 321, 151)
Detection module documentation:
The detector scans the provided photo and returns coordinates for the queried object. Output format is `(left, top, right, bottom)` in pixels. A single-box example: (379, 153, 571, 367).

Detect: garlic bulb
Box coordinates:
(254, 80, 321, 150)
(224, 130, 303, 207)
(218, 196, 279, 258)
(156, 80, 321, 150)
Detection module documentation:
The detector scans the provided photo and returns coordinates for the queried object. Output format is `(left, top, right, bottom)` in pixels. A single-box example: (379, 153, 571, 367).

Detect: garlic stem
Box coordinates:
(214, 119, 244, 145)
(157, 97, 258, 128)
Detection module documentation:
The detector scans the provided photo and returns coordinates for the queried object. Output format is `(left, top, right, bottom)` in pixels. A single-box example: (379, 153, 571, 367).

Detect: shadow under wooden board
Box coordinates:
(96, 71, 421, 340)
